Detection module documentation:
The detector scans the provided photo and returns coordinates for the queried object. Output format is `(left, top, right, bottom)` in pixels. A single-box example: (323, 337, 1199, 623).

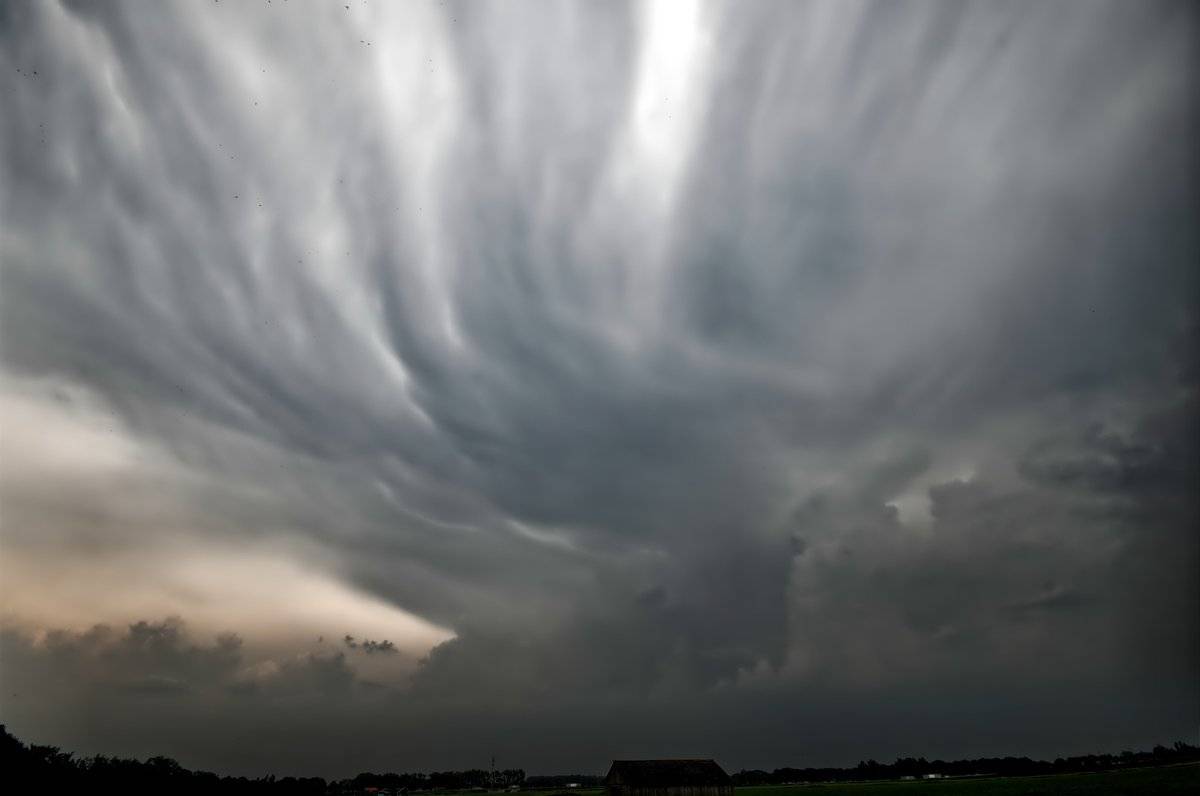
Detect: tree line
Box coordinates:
(1, 724, 522, 795)
(3, 722, 1197, 795)
(731, 741, 1200, 784)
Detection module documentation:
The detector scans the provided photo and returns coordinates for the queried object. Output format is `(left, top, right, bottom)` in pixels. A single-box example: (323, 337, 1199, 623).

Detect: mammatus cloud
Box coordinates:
(1, 0, 1197, 777)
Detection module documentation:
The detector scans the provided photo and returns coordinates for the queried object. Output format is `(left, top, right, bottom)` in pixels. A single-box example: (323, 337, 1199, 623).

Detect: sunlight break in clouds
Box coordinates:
(0, 377, 452, 664)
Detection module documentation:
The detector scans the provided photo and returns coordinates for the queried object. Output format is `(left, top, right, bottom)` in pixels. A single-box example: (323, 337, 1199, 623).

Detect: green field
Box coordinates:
(734, 764, 1200, 795)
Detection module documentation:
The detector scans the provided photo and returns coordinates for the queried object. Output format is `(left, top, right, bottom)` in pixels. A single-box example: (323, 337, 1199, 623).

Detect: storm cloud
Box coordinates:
(1, 0, 1197, 779)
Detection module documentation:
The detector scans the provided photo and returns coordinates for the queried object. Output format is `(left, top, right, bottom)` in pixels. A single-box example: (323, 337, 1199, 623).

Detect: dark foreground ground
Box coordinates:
(733, 763, 1200, 795)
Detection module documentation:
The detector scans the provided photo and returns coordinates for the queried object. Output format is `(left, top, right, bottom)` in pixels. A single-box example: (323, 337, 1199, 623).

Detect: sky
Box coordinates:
(1, 0, 1197, 780)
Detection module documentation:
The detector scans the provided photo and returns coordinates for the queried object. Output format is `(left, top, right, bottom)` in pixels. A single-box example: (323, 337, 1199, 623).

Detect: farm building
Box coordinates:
(605, 759, 733, 796)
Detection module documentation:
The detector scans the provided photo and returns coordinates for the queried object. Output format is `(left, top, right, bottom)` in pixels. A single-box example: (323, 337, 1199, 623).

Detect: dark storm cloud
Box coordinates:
(344, 635, 398, 655)
(1, 0, 1197, 777)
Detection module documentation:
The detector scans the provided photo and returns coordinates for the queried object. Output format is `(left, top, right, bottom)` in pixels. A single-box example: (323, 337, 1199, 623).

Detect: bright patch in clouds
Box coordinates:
(0, 377, 451, 665)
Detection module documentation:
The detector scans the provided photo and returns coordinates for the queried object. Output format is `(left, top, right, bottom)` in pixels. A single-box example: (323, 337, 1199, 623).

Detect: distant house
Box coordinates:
(605, 760, 733, 796)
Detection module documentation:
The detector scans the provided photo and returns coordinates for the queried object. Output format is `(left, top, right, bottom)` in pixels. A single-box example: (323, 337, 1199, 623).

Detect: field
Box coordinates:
(734, 764, 1200, 795)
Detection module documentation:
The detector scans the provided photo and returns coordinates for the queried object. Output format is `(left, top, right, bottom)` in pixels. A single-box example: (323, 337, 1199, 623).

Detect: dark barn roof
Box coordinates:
(606, 760, 732, 788)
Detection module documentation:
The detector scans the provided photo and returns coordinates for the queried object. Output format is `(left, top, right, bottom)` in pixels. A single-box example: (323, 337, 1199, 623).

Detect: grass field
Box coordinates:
(734, 763, 1200, 795)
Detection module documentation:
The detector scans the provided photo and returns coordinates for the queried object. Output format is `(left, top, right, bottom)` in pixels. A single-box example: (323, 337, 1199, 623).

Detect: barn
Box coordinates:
(605, 759, 733, 796)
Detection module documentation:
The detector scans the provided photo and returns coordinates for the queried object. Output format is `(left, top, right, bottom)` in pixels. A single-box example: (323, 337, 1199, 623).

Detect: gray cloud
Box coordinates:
(343, 635, 399, 655)
(1, 0, 1197, 777)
